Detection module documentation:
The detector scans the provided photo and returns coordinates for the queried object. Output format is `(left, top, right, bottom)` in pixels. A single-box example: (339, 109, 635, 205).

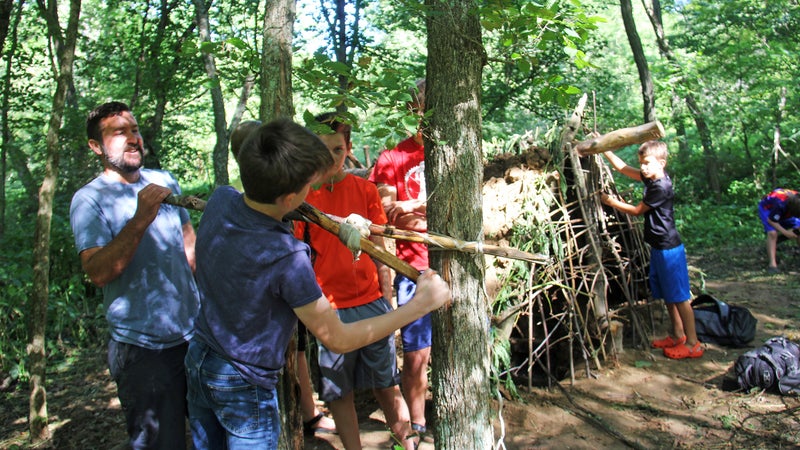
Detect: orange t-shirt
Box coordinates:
(294, 174, 388, 309)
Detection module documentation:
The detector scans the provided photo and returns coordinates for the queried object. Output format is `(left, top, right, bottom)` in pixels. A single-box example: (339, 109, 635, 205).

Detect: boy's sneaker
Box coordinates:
(663, 341, 704, 359)
(651, 335, 686, 349)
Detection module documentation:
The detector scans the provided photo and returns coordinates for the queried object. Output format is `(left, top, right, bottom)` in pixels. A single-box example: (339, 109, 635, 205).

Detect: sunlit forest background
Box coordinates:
(1, 0, 797, 409)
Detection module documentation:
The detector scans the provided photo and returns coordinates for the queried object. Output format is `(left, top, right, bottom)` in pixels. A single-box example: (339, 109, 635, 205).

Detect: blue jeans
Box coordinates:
(185, 341, 280, 449)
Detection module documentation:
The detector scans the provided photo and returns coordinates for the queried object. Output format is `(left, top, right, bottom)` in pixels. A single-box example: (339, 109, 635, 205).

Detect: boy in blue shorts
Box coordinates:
(596, 141, 703, 359)
(758, 188, 800, 273)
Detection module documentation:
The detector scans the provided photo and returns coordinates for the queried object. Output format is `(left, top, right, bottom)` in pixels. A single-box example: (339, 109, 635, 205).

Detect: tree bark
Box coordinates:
(620, 0, 656, 123)
(261, 1, 300, 448)
(193, 0, 229, 186)
(1, 0, 24, 236)
(771, 86, 786, 186)
(260, 0, 295, 121)
(574, 120, 664, 155)
(642, 0, 720, 195)
(426, 0, 493, 448)
(28, 0, 79, 443)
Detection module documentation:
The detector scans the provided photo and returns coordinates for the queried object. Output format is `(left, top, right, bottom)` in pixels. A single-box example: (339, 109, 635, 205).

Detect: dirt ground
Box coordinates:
(2, 242, 800, 449)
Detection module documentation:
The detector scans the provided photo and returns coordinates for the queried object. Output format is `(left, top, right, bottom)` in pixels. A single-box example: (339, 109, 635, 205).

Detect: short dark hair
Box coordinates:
(86, 102, 131, 142)
(787, 194, 800, 217)
(238, 119, 333, 204)
(314, 112, 352, 144)
(230, 120, 262, 161)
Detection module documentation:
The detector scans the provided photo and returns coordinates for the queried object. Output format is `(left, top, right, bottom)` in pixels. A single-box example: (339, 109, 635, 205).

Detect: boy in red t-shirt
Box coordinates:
(294, 113, 416, 449)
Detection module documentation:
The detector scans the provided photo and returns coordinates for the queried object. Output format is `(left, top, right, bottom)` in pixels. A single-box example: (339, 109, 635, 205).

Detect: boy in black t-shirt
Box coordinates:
(597, 141, 703, 360)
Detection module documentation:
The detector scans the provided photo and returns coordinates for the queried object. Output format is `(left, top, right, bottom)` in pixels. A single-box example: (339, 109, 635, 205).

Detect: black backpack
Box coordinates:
(735, 337, 800, 395)
(692, 294, 757, 347)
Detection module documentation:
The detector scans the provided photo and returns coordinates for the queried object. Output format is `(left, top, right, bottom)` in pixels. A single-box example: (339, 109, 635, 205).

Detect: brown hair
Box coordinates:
(86, 102, 131, 142)
(230, 120, 262, 162)
(237, 119, 333, 204)
(638, 140, 668, 161)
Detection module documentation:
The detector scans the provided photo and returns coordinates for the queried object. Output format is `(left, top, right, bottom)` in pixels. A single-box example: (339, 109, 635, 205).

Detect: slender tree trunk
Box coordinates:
(0, 0, 23, 237)
(262, 2, 300, 447)
(685, 94, 720, 194)
(426, 0, 493, 448)
(228, 73, 256, 137)
(28, 0, 79, 443)
(620, 0, 656, 123)
(0, 0, 15, 55)
(642, 0, 720, 195)
(771, 87, 786, 186)
(193, 0, 229, 186)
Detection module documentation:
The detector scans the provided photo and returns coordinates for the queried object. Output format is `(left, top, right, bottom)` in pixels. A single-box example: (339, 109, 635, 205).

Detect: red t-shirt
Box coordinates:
(368, 136, 428, 270)
(294, 174, 388, 309)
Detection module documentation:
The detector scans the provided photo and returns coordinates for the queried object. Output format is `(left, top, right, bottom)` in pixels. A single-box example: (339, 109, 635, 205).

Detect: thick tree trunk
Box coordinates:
(261, 1, 300, 448)
(620, 0, 656, 123)
(28, 0, 79, 443)
(426, 0, 493, 448)
(260, 0, 294, 121)
(193, 0, 229, 186)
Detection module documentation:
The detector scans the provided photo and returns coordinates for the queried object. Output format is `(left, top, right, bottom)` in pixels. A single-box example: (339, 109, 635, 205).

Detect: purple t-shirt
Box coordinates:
(193, 186, 322, 389)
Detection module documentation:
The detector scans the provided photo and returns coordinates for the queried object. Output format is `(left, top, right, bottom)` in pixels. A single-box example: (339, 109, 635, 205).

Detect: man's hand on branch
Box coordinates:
(134, 184, 171, 226)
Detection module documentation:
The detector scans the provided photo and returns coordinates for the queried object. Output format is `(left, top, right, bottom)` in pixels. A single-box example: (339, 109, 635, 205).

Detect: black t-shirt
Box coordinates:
(642, 173, 682, 250)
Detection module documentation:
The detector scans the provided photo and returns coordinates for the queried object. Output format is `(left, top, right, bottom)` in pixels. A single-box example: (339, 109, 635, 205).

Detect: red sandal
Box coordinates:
(651, 335, 686, 349)
(663, 341, 704, 360)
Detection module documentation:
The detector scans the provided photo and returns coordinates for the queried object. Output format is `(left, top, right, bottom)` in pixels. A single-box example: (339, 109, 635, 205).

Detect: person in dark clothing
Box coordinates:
(597, 141, 702, 360)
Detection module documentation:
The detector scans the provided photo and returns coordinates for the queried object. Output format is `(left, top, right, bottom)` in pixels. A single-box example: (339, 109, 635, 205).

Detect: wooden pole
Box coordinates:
(163, 195, 420, 281)
(296, 202, 421, 281)
(164, 195, 546, 264)
(323, 213, 548, 264)
(574, 120, 665, 155)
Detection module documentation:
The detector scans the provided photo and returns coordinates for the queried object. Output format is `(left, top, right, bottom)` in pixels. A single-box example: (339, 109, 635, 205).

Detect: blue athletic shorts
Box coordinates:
(649, 244, 691, 304)
(395, 274, 432, 352)
(316, 298, 400, 402)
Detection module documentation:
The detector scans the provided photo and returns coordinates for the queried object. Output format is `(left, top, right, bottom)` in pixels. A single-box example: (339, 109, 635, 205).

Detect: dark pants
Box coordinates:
(108, 340, 190, 450)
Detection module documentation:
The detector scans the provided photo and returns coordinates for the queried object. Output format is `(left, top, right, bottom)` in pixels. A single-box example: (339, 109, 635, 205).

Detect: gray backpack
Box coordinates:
(735, 337, 800, 395)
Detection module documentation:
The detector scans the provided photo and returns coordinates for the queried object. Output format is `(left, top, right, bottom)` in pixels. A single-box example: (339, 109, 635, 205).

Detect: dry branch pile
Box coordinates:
(485, 95, 664, 389)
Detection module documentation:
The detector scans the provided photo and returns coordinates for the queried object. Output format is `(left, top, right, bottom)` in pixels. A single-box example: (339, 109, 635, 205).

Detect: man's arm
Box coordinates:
(79, 184, 171, 287)
(603, 151, 641, 181)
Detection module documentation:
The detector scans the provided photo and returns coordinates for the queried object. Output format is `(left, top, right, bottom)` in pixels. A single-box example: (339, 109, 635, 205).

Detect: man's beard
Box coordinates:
(102, 144, 143, 174)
